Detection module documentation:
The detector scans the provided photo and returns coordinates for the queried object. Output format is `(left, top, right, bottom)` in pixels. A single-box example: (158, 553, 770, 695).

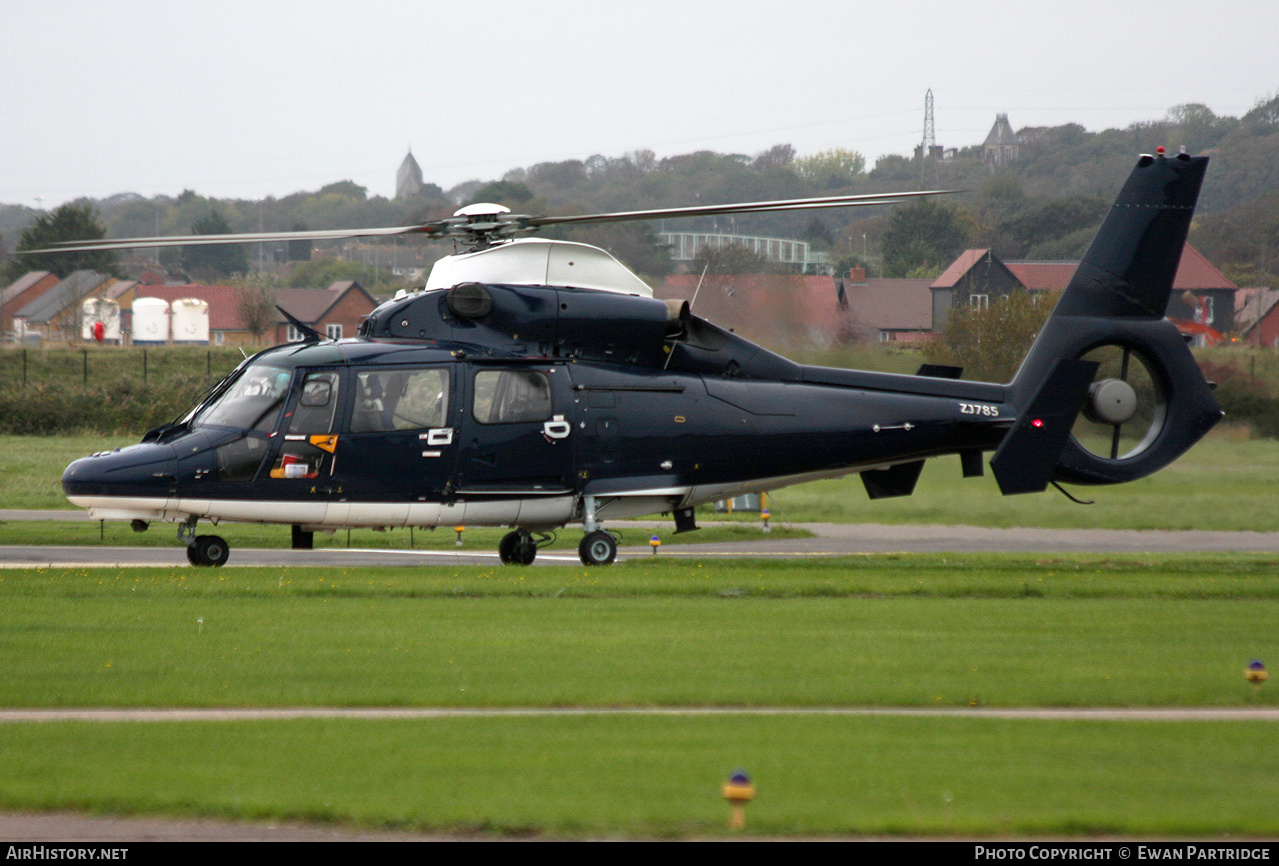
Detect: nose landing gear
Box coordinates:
(498, 529, 540, 565)
(179, 517, 230, 567)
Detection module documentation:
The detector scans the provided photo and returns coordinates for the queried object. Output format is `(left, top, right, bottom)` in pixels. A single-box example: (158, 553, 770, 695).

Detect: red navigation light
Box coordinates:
(1031, 418, 1044, 428)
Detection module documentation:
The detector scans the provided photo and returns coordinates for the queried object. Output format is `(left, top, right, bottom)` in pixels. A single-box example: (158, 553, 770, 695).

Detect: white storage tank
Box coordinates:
(80, 297, 122, 343)
(171, 298, 209, 344)
(132, 297, 169, 345)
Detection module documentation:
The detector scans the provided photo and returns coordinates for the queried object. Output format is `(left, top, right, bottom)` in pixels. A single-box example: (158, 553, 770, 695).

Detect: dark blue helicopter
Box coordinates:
(58, 151, 1221, 566)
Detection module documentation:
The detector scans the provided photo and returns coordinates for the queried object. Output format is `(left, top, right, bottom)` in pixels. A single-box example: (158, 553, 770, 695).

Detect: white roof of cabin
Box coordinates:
(424, 239, 653, 297)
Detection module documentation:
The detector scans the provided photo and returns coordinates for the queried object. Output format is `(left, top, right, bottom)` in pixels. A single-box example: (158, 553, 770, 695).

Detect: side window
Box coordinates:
(473, 370, 552, 424)
(216, 435, 268, 482)
(351, 369, 450, 433)
(288, 371, 341, 434)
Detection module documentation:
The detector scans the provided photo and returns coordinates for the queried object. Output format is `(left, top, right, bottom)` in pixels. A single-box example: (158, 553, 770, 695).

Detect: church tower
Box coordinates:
(983, 114, 1019, 168)
(396, 149, 424, 199)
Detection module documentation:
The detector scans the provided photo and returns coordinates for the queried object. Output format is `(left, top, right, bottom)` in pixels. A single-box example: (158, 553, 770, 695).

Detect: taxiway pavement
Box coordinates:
(2, 511, 1278, 567)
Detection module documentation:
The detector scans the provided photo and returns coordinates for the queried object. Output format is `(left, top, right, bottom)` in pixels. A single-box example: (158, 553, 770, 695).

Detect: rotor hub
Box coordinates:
(1085, 378, 1138, 425)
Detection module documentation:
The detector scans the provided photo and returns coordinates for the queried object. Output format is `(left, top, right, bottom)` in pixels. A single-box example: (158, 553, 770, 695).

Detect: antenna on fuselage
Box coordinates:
(277, 306, 323, 343)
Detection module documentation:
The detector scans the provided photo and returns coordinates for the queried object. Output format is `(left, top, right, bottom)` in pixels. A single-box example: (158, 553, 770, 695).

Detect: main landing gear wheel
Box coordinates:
(1071, 344, 1168, 462)
(578, 530, 617, 566)
(187, 535, 230, 567)
(498, 530, 538, 566)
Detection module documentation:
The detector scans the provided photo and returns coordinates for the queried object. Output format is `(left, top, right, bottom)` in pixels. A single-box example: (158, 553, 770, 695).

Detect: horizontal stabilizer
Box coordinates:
(862, 460, 925, 499)
(990, 359, 1098, 495)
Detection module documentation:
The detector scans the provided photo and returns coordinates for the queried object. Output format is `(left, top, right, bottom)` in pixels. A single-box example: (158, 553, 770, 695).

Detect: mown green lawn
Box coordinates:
(0, 555, 1277, 837)
(4, 715, 1276, 838)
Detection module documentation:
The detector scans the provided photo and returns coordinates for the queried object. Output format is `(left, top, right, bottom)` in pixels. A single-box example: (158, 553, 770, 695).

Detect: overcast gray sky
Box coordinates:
(5, 0, 1276, 208)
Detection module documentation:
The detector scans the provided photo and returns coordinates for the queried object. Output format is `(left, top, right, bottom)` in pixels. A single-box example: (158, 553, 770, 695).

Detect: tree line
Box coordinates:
(4, 94, 1279, 290)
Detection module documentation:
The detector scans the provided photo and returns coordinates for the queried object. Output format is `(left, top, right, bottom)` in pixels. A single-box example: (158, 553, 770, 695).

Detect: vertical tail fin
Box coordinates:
(1052, 150, 1208, 320)
(992, 151, 1222, 493)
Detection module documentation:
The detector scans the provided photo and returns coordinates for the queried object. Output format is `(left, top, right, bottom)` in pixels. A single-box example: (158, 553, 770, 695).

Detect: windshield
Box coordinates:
(193, 364, 292, 432)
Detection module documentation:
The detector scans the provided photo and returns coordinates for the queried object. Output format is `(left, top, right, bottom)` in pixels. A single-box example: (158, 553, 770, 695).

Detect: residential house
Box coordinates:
(274, 282, 378, 343)
(930, 245, 1236, 343)
(930, 250, 1027, 328)
(11, 271, 132, 343)
(116, 280, 379, 346)
(660, 270, 933, 347)
(834, 268, 933, 343)
(660, 273, 850, 347)
(2, 271, 59, 337)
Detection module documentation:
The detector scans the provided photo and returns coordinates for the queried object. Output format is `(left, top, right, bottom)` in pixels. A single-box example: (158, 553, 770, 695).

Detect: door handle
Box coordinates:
(542, 419, 571, 440)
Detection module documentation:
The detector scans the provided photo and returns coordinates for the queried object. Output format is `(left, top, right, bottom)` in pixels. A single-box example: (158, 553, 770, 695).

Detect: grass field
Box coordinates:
(1, 556, 1278, 837)
(4, 715, 1277, 837)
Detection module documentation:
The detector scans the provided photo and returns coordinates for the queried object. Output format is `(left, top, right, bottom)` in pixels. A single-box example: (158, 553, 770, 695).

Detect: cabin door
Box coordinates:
(454, 363, 575, 495)
(328, 365, 459, 504)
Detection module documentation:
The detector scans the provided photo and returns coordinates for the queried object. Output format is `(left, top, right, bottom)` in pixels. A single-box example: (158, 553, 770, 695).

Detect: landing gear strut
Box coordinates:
(179, 516, 230, 567)
(577, 494, 618, 566)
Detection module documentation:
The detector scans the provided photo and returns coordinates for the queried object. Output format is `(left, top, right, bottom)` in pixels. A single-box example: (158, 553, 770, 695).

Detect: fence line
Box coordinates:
(0, 347, 241, 388)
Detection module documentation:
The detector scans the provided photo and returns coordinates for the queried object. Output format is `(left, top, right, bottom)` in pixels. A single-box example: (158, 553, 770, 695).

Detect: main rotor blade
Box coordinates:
(26, 188, 957, 255)
(528, 189, 957, 229)
(25, 224, 440, 254)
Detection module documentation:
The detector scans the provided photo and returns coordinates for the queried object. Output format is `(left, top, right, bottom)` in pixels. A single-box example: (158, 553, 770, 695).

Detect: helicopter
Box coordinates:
(55, 150, 1221, 566)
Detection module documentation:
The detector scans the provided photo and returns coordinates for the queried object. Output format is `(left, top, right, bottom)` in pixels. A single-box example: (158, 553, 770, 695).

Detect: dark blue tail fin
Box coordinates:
(992, 151, 1222, 493)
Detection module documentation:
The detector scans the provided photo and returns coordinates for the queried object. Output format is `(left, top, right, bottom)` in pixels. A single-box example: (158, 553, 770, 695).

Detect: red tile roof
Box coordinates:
(661, 274, 851, 343)
(276, 286, 344, 323)
(1171, 245, 1236, 290)
(841, 278, 933, 331)
(2, 271, 55, 304)
(938, 245, 1235, 293)
(1005, 262, 1077, 291)
(132, 281, 376, 332)
(932, 250, 992, 288)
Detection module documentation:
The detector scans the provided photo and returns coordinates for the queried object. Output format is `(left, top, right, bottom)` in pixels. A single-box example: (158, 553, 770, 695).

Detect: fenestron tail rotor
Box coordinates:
(27, 189, 955, 256)
(1072, 344, 1169, 462)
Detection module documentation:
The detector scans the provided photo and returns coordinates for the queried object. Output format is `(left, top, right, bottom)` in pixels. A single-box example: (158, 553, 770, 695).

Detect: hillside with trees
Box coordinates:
(3, 93, 1278, 291)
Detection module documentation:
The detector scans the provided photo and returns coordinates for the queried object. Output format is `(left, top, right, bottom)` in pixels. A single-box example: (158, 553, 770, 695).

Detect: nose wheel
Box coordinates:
(178, 517, 230, 567)
(186, 535, 230, 567)
(498, 530, 540, 565)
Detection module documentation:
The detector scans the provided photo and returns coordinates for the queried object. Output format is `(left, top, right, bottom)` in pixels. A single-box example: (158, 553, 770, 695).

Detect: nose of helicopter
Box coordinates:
(62, 443, 180, 510)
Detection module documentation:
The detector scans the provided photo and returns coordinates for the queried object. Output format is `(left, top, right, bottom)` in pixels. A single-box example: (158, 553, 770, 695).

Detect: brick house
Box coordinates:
(931, 244, 1236, 342)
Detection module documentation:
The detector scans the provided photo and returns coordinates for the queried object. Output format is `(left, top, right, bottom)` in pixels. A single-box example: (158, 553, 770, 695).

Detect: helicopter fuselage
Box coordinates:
(56, 152, 1225, 566)
(62, 294, 1015, 534)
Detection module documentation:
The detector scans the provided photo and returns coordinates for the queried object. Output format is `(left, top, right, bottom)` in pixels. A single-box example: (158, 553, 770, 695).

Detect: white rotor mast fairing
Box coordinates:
(426, 239, 654, 297)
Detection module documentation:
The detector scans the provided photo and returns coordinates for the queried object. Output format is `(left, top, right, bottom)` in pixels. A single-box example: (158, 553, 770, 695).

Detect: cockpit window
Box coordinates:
(194, 365, 291, 433)
(473, 370, 551, 424)
(350, 369, 450, 433)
